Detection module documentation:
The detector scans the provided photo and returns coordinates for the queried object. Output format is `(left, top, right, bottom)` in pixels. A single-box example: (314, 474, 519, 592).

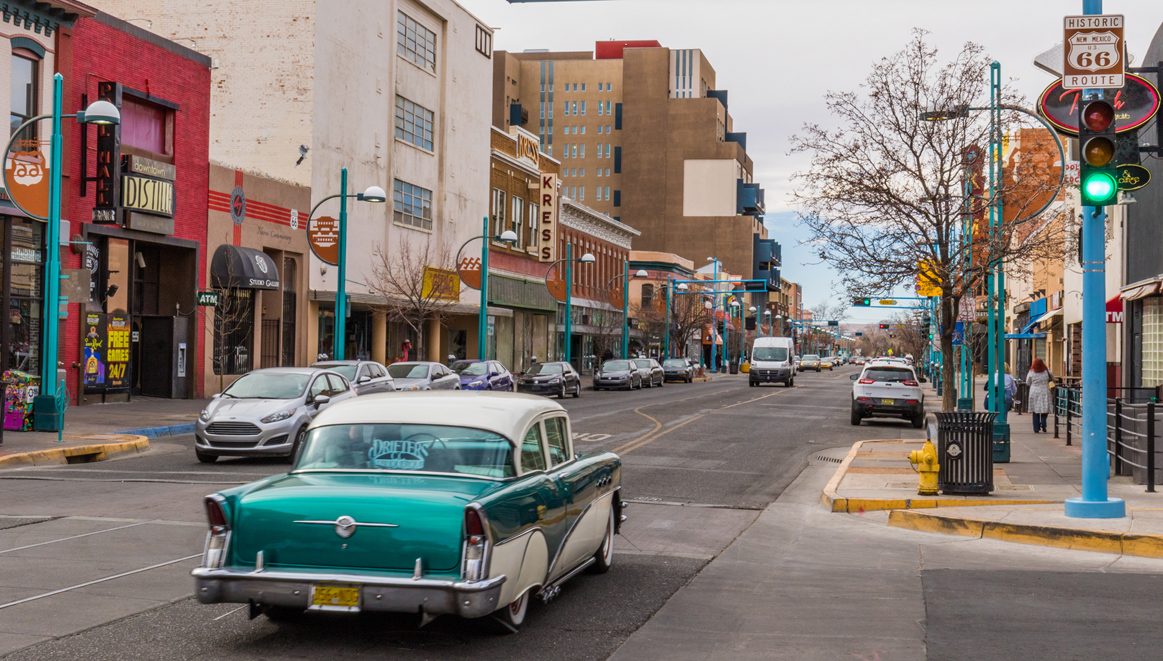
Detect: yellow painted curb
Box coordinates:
(0, 436, 149, 470)
(822, 440, 1057, 513)
(888, 509, 1163, 559)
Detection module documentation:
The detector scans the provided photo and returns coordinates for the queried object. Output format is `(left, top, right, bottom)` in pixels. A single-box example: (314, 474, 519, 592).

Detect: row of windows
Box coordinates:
(558, 83, 614, 92)
(546, 125, 614, 136)
(561, 186, 614, 202)
(559, 144, 617, 160)
(558, 236, 627, 292)
(564, 101, 585, 117)
(563, 168, 614, 179)
(490, 188, 540, 250)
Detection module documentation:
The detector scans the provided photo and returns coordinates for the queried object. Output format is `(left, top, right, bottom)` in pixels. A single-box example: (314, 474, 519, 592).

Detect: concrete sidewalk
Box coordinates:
(0, 397, 207, 469)
(826, 379, 1163, 558)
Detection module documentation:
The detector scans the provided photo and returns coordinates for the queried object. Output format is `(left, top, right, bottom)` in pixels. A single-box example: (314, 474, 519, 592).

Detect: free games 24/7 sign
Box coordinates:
(1063, 15, 1124, 90)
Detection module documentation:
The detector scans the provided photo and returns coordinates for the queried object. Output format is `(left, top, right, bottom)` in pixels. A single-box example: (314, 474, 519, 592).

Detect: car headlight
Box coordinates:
(261, 410, 295, 424)
(548, 377, 562, 384)
(466, 379, 485, 389)
(199, 408, 212, 421)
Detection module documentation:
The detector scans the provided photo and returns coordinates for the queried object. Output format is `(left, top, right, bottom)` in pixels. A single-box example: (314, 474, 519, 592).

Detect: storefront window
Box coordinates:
(121, 96, 168, 155)
(1142, 298, 1163, 387)
(7, 219, 43, 374)
(213, 289, 254, 375)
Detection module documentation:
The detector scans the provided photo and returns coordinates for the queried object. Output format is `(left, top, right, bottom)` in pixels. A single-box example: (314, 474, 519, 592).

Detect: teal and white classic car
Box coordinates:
(192, 392, 623, 630)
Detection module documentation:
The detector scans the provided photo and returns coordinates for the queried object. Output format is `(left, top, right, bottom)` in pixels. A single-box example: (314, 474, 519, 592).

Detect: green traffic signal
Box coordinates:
(1082, 171, 1117, 205)
(852, 297, 871, 307)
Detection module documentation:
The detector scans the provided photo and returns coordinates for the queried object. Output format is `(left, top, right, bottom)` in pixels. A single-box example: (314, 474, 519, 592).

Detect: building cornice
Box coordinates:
(491, 148, 540, 178)
(561, 199, 639, 250)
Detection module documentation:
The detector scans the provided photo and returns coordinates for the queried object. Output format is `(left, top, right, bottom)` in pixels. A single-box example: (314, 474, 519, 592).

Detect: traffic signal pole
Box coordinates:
(1067, 0, 1125, 519)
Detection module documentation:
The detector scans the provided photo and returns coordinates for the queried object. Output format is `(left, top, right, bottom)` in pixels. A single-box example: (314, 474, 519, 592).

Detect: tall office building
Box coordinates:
(493, 40, 779, 305)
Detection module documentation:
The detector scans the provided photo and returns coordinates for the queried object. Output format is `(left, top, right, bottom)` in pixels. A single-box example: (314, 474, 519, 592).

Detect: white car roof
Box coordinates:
(307, 391, 563, 443)
(865, 361, 914, 370)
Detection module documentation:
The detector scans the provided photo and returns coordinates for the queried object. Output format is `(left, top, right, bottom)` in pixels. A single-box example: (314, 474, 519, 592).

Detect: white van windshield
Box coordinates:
(752, 347, 788, 362)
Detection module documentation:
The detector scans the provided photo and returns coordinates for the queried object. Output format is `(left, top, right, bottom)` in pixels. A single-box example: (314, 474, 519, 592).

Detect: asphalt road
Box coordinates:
(0, 366, 898, 659)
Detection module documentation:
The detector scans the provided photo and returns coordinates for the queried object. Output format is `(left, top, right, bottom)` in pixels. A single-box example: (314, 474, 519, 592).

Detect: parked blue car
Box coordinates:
(451, 359, 514, 391)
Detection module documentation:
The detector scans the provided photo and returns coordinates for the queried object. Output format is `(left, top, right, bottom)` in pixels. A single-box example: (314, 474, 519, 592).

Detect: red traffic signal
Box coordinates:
(879, 323, 889, 329)
(1081, 100, 1114, 132)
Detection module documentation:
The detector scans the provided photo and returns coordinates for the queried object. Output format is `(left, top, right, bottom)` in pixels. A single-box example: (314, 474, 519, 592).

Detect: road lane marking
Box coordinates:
(0, 521, 150, 555)
(213, 605, 248, 621)
(0, 553, 202, 611)
(615, 387, 794, 455)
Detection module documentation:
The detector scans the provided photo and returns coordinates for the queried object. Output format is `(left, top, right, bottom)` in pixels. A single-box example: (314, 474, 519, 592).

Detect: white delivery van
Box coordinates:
(750, 337, 796, 387)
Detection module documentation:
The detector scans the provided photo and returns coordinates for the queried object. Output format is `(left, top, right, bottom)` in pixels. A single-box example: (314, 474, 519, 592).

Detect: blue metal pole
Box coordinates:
(334, 167, 348, 361)
(664, 275, 671, 359)
(479, 216, 489, 360)
(1067, 0, 1125, 518)
(42, 74, 64, 400)
(621, 260, 629, 359)
(711, 259, 718, 372)
(565, 243, 573, 366)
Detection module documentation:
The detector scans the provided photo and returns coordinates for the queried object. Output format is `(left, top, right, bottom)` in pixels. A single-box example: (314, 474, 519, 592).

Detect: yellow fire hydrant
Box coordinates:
(908, 439, 940, 496)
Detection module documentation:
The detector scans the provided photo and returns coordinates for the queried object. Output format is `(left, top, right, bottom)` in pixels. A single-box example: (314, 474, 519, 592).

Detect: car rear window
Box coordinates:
(602, 360, 631, 371)
(296, 424, 515, 478)
(863, 368, 914, 382)
(388, 364, 429, 379)
(662, 359, 686, 367)
(527, 363, 563, 375)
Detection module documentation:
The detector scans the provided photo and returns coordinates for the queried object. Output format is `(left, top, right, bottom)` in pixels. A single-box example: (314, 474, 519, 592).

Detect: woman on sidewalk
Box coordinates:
(1025, 358, 1053, 433)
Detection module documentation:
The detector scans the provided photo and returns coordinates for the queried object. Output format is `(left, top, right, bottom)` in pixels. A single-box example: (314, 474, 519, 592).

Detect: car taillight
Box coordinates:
(202, 495, 230, 569)
(906, 400, 919, 405)
(462, 506, 491, 581)
(903, 380, 919, 387)
(859, 379, 875, 384)
(857, 397, 872, 402)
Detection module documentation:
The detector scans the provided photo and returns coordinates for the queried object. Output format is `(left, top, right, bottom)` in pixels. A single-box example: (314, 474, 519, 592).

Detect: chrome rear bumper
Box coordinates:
(192, 566, 506, 618)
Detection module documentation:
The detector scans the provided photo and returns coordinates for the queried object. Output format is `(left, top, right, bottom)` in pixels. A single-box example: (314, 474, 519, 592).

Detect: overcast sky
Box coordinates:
(457, 0, 1161, 321)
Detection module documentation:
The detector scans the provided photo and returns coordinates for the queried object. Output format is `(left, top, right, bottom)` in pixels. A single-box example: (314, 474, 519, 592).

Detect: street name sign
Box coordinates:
(1063, 15, 1125, 90)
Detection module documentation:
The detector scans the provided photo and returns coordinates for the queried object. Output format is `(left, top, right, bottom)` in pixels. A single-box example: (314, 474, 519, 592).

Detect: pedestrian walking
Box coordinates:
(1025, 358, 1053, 433)
(984, 364, 1018, 415)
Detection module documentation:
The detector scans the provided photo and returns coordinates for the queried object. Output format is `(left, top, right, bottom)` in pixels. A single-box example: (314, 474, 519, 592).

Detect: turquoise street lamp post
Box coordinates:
(545, 245, 595, 367)
(456, 221, 517, 361)
(306, 169, 386, 361)
(3, 74, 120, 431)
(605, 264, 647, 359)
(708, 258, 720, 371)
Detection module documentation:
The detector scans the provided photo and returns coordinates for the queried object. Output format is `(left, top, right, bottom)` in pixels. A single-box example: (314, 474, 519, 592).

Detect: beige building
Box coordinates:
(93, 0, 497, 363)
(492, 41, 778, 307)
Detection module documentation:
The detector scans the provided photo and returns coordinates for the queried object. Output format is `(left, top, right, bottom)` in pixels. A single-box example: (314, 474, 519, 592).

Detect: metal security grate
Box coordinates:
(206, 422, 262, 436)
(815, 455, 843, 464)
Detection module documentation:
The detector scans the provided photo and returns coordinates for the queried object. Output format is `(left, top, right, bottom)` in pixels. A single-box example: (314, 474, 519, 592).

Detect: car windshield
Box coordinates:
(317, 364, 357, 380)
(388, 364, 429, 379)
(527, 363, 563, 375)
(634, 360, 651, 368)
(752, 347, 788, 361)
(221, 372, 310, 399)
(602, 360, 631, 371)
(296, 424, 515, 478)
(864, 368, 914, 382)
(662, 359, 686, 367)
(452, 361, 488, 376)
(804, 355, 820, 361)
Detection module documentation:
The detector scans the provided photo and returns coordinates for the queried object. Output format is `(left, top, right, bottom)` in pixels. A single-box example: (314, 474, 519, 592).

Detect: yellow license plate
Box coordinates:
(880, 398, 895, 405)
(311, 585, 360, 610)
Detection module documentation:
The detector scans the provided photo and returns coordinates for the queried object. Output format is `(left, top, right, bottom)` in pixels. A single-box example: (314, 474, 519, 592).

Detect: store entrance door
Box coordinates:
(137, 316, 191, 398)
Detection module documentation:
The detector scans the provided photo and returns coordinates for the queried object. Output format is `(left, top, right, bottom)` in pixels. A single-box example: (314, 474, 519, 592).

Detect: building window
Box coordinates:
(598, 103, 604, 116)
(572, 101, 578, 115)
(580, 144, 585, 158)
(475, 24, 492, 58)
(580, 126, 585, 135)
(397, 12, 437, 73)
(579, 186, 585, 202)
(10, 53, 37, 136)
(571, 145, 577, 158)
(581, 83, 586, 91)
(642, 284, 654, 309)
(1144, 298, 1163, 387)
(395, 95, 435, 151)
(527, 202, 538, 249)
(491, 188, 506, 237)
(510, 196, 524, 248)
(394, 179, 433, 230)
(605, 101, 611, 114)
(580, 101, 586, 116)
(579, 168, 585, 177)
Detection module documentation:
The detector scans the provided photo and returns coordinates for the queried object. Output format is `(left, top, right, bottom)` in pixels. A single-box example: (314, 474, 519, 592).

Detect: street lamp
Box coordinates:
(727, 299, 740, 372)
(307, 170, 386, 361)
(605, 264, 647, 360)
(665, 282, 688, 359)
(457, 223, 518, 361)
(708, 257, 720, 371)
(3, 75, 122, 430)
(545, 245, 595, 367)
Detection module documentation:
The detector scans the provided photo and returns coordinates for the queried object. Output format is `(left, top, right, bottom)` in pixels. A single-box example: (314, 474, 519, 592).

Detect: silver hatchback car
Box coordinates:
(194, 367, 357, 464)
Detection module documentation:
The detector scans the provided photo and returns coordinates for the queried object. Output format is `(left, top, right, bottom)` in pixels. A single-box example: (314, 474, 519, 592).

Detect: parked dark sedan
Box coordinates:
(633, 358, 665, 388)
(517, 361, 581, 398)
(662, 358, 695, 383)
(593, 359, 641, 390)
(311, 360, 396, 395)
(451, 359, 514, 391)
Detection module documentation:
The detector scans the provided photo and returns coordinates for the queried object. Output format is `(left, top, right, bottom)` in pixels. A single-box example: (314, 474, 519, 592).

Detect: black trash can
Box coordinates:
(729, 359, 739, 375)
(935, 411, 997, 495)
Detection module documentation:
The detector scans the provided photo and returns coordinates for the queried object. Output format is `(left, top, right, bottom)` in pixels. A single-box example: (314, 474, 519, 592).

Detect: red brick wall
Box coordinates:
(558, 228, 628, 304)
(60, 17, 211, 402)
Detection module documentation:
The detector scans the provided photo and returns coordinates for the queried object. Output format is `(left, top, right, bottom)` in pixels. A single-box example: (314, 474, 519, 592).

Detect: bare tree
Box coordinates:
(789, 30, 1062, 410)
(208, 256, 256, 393)
(667, 290, 709, 361)
(591, 307, 627, 362)
(366, 236, 461, 361)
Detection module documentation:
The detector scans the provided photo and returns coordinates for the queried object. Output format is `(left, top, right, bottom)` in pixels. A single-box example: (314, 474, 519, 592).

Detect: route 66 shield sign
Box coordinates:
(1063, 15, 1124, 90)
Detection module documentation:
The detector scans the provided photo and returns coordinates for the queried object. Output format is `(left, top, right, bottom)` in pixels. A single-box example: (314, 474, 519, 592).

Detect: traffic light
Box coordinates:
(1078, 99, 1118, 206)
(879, 323, 889, 329)
(852, 298, 871, 307)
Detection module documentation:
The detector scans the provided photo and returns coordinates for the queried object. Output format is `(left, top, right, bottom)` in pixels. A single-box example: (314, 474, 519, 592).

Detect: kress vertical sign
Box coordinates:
(92, 82, 122, 224)
(538, 173, 558, 263)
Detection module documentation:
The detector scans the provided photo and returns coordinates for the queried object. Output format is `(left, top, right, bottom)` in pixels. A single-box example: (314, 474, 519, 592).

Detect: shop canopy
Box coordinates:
(211, 245, 281, 290)
(1121, 280, 1161, 301)
(1033, 308, 1062, 325)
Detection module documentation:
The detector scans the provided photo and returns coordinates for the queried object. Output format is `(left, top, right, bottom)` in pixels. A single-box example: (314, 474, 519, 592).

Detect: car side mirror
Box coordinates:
(358, 375, 371, 383)
(313, 395, 331, 408)
(850, 374, 860, 380)
(490, 371, 499, 377)
(211, 393, 221, 399)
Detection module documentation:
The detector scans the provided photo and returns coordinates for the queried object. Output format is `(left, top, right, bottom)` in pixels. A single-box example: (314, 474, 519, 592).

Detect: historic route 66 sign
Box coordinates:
(1063, 15, 1124, 90)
